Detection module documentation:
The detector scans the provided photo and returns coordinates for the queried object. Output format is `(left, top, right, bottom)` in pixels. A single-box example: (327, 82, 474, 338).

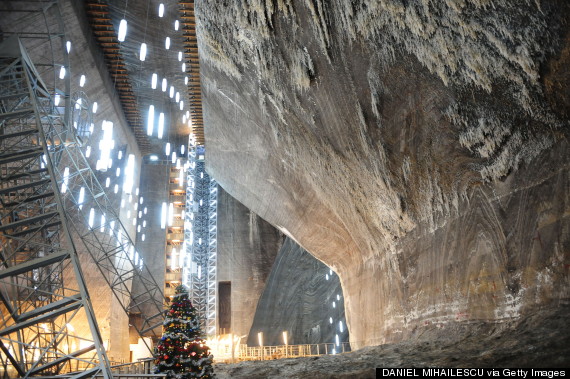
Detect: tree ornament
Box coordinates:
(154, 284, 214, 378)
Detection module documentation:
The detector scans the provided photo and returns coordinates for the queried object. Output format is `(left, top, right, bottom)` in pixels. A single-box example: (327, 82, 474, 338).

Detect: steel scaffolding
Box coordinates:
(0, 34, 113, 378)
(0, 1, 168, 376)
(183, 146, 218, 337)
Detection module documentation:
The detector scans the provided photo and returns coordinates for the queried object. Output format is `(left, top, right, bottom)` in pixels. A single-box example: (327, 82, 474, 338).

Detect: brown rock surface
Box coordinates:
(214, 306, 570, 378)
(196, 0, 570, 347)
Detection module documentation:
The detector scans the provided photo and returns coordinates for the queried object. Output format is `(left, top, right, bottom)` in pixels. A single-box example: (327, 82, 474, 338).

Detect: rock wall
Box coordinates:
(247, 237, 348, 347)
(196, 0, 570, 347)
(217, 187, 282, 338)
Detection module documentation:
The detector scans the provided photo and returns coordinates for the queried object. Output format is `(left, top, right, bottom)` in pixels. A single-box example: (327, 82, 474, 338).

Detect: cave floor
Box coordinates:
(213, 306, 570, 378)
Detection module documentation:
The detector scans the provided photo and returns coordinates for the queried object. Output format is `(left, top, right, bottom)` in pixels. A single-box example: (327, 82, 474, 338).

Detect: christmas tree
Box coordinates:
(154, 285, 214, 378)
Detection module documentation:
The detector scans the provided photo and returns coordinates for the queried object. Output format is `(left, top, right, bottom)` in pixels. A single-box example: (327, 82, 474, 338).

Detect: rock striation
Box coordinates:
(195, 0, 570, 347)
(247, 237, 348, 347)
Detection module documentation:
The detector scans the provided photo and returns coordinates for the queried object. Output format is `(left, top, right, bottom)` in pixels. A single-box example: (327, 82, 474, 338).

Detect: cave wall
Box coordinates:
(217, 187, 282, 338)
(195, 0, 570, 348)
(247, 237, 348, 347)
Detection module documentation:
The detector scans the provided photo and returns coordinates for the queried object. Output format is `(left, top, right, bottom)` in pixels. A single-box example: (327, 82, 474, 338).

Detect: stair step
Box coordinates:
(0, 178, 50, 195)
(0, 108, 33, 121)
(0, 167, 47, 181)
(3, 191, 54, 207)
(0, 250, 68, 280)
(0, 146, 43, 165)
(6, 219, 61, 237)
(0, 210, 58, 232)
(0, 128, 37, 141)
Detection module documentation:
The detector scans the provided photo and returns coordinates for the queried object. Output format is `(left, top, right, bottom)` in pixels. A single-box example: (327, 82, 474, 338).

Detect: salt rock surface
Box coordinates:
(196, 0, 570, 347)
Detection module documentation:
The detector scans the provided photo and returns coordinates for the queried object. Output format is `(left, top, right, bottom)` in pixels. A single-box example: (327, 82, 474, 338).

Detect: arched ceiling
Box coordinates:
(84, 0, 204, 155)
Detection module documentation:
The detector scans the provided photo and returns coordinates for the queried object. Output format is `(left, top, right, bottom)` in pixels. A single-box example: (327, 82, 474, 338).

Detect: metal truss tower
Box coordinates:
(183, 146, 218, 337)
(0, 34, 113, 378)
(0, 1, 167, 377)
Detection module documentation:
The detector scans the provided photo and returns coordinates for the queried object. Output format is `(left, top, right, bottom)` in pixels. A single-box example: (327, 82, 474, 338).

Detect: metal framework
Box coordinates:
(0, 1, 168, 376)
(183, 146, 217, 336)
(0, 34, 112, 377)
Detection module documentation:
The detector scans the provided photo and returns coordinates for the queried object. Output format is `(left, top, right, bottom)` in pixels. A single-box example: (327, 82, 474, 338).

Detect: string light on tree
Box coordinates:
(154, 285, 214, 378)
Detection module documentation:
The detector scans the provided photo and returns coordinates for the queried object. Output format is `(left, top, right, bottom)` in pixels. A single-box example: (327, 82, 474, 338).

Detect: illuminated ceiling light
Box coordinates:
(171, 152, 177, 164)
(175, 92, 180, 103)
(66, 41, 71, 53)
(158, 3, 164, 17)
(143, 220, 147, 227)
(59, 67, 66, 79)
(105, 177, 110, 187)
(116, 167, 121, 177)
(88, 208, 95, 228)
(183, 115, 187, 123)
(178, 51, 182, 61)
(132, 217, 137, 226)
(78, 187, 85, 209)
(174, 20, 179, 30)
(165, 36, 170, 50)
(176, 159, 181, 169)
(135, 203, 138, 211)
(138, 211, 142, 218)
(180, 145, 185, 155)
(158, 112, 164, 139)
(140, 42, 147, 61)
(114, 184, 119, 194)
(142, 234, 146, 241)
(144, 207, 147, 214)
(75, 98, 82, 110)
(118, 19, 127, 42)
(165, 142, 171, 156)
(127, 210, 131, 218)
(140, 197, 144, 204)
(169, 86, 174, 98)
(332, 301, 336, 308)
(186, 111, 190, 118)
(184, 76, 188, 85)
(96, 120, 114, 171)
(339, 321, 344, 332)
(59, 167, 69, 194)
(168, 202, 174, 226)
(137, 225, 141, 233)
(335, 334, 340, 346)
(90, 123, 94, 133)
(151, 73, 157, 89)
(325, 274, 329, 280)
(54, 93, 61, 106)
(121, 199, 125, 208)
(149, 155, 158, 161)
(100, 214, 106, 233)
(181, 62, 186, 72)
(92, 102, 98, 113)
(110, 220, 115, 235)
(147, 105, 154, 136)
(162, 78, 167, 92)
(329, 317, 333, 324)
(118, 150, 123, 160)
(136, 188, 139, 196)
(179, 101, 184, 110)
(79, 74, 86, 87)
(161, 202, 167, 229)
(86, 146, 91, 158)
(124, 154, 135, 194)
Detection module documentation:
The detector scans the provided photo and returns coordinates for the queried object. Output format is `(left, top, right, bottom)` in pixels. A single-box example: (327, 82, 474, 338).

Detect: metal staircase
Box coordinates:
(0, 0, 168, 376)
(0, 36, 112, 378)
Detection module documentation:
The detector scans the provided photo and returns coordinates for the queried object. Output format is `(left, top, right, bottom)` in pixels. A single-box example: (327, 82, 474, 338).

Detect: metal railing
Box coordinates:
(231, 343, 352, 362)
